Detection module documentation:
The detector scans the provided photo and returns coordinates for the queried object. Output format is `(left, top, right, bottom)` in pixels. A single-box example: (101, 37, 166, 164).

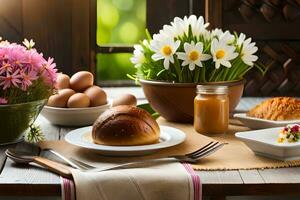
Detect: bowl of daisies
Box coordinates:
(130, 15, 266, 123)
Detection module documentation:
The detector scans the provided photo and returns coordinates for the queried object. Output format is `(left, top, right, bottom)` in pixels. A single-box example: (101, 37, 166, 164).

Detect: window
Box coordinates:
(95, 0, 203, 86)
(96, 0, 146, 84)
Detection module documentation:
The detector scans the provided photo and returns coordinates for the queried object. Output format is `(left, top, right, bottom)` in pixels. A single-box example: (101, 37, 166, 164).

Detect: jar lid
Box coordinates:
(196, 85, 228, 94)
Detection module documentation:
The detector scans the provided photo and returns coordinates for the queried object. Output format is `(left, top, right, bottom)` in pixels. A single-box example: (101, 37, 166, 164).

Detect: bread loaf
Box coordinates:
(247, 97, 300, 121)
(92, 106, 160, 146)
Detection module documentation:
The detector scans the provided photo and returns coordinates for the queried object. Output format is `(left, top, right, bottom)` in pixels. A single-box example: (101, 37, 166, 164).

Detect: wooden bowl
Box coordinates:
(140, 79, 245, 123)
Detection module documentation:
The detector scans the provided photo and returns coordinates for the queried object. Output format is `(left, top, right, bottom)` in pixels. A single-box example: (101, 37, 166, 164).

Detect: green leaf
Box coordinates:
(145, 29, 152, 41)
(137, 103, 160, 119)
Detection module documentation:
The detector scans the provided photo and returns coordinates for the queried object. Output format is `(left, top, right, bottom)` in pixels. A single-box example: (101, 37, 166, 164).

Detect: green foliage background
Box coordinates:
(96, 0, 146, 80)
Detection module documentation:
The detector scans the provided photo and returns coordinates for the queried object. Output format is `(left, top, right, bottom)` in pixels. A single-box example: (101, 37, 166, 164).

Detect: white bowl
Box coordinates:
(234, 113, 300, 129)
(41, 101, 112, 126)
(236, 127, 300, 161)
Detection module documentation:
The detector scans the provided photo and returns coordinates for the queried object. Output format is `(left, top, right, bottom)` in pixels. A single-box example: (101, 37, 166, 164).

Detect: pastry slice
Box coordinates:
(247, 97, 300, 121)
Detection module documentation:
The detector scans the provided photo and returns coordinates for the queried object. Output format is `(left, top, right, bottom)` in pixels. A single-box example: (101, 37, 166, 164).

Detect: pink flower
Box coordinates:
(0, 39, 57, 104)
(0, 61, 13, 75)
(40, 57, 57, 85)
(0, 70, 22, 90)
(20, 70, 38, 91)
(23, 49, 44, 71)
(0, 97, 7, 104)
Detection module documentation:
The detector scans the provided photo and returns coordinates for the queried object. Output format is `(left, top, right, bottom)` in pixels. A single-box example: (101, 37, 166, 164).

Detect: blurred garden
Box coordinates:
(96, 0, 146, 80)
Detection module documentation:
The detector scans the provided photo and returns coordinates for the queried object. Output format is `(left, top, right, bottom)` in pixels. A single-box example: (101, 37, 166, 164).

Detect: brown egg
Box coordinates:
(67, 93, 90, 108)
(70, 71, 94, 92)
(56, 73, 70, 89)
(112, 94, 137, 107)
(47, 89, 75, 107)
(84, 86, 107, 107)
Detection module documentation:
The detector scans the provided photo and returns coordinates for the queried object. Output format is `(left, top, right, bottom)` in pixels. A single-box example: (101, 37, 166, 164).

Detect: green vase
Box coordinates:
(0, 99, 46, 144)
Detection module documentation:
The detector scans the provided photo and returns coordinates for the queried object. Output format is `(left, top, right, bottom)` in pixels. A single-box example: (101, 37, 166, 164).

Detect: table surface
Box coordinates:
(0, 87, 300, 198)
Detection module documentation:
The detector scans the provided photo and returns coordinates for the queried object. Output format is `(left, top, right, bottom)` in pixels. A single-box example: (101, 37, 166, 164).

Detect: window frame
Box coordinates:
(94, 0, 205, 86)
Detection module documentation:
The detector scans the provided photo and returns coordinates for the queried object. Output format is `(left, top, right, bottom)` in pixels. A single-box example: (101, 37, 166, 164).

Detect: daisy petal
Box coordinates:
(152, 53, 164, 61)
(221, 60, 231, 68)
(163, 58, 170, 69)
(177, 52, 186, 60)
(200, 54, 211, 61)
(189, 63, 195, 71)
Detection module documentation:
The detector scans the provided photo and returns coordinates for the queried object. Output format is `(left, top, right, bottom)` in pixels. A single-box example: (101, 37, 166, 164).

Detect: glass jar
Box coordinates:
(194, 85, 229, 135)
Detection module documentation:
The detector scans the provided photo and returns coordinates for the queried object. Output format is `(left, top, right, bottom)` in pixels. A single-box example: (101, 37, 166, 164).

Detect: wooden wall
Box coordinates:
(206, 0, 300, 96)
(0, 0, 96, 75)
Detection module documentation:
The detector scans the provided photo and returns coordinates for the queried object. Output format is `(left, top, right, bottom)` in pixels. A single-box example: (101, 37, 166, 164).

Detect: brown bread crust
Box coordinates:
(247, 97, 300, 121)
(92, 105, 160, 146)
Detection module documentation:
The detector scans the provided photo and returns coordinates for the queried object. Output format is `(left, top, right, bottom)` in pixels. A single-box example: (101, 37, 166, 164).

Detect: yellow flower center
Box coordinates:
(216, 50, 225, 59)
(162, 45, 172, 56)
(188, 50, 200, 61)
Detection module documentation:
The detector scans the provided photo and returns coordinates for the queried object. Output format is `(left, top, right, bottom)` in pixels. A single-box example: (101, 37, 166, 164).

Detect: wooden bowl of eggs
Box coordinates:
(41, 71, 112, 126)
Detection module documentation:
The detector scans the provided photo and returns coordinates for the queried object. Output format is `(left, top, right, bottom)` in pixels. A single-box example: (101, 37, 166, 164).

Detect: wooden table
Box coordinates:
(0, 87, 300, 200)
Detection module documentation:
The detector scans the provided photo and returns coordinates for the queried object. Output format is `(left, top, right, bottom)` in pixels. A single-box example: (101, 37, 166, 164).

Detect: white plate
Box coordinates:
(236, 127, 300, 161)
(41, 100, 112, 126)
(233, 113, 300, 129)
(64, 125, 186, 156)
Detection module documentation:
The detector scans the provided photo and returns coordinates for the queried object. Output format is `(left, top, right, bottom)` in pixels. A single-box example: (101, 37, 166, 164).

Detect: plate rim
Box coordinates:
(235, 127, 300, 148)
(64, 125, 186, 152)
(233, 113, 300, 124)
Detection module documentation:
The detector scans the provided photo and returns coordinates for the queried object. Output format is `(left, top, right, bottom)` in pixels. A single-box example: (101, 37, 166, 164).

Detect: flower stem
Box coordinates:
(200, 64, 206, 82)
(209, 69, 217, 82)
(194, 67, 200, 82)
(173, 56, 182, 82)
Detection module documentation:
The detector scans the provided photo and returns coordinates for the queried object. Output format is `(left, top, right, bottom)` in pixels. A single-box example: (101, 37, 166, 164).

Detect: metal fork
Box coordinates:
(69, 141, 226, 172)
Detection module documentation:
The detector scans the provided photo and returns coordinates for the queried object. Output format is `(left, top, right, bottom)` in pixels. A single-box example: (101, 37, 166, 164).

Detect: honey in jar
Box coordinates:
(194, 85, 229, 134)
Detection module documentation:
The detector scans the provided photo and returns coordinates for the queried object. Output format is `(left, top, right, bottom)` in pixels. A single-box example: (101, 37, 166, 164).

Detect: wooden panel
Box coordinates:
(59, 127, 75, 139)
(239, 170, 265, 184)
(196, 171, 243, 184)
(0, 0, 96, 76)
(89, 0, 97, 76)
(71, 0, 92, 73)
(259, 168, 300, 183)
(204, 0, 300, 96)
(190, 0, 205, 16)
(36, 116, 60, 141)
(147, 0, 190, 34)
(205, 0, 222, 28)
(0, 159, 60, 196)
(0, 0, 23, 42)
(22, 0, 73, 74)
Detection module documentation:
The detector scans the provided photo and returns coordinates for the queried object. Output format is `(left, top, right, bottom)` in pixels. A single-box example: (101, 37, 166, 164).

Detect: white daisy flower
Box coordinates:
(130, 44, 145, 68)
(211, 38, 238, 69)
(237, 33, 246, 46)
(237, 33, 258, 66)
(142, 39, 150, 47)
(161, 25, 175, 38)
(22, 38, 35, 49)
(152, 33, 168, 42)
(202, 29, 211, 41)
(219, 31, 235, 44)
(177, 41, 211, 71)
(211, 28, 223, 38)
(187, 15, 209, 37)
(171, 16, 189, 37)
(150, 38, 180, 69)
